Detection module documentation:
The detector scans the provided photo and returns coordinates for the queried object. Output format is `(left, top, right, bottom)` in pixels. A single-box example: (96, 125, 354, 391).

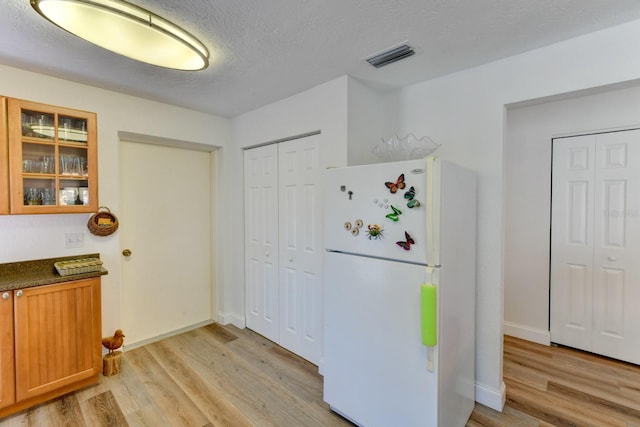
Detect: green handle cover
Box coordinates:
(421, 284, 437, 346)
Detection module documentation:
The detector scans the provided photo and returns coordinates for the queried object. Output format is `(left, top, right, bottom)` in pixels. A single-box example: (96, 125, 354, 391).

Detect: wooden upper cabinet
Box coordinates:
(7, 98, 98, 214)
(0, 97, 8, 215)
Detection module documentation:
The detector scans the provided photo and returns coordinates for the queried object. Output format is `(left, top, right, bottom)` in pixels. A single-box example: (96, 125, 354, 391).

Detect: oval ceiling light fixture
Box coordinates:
(31, 0, 209, 71)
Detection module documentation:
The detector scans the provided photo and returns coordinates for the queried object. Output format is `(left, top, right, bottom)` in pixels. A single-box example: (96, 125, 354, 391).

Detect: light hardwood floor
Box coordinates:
(469, 335, 640, 427)
(1, 325, 639, 426)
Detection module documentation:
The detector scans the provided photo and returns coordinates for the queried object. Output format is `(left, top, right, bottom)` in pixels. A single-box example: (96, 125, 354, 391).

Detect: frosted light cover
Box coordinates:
(31, 0, 209, 70)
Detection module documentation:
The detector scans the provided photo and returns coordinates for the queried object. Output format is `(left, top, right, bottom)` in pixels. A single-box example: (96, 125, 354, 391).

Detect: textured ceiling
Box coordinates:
(1, 1, 640, 118)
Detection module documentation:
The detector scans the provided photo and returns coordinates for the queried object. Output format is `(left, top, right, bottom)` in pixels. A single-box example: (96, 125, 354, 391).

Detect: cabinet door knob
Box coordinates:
(1, 292, 8, 300)
(16, 290, 23, 297)
(122, 249, 132, 257)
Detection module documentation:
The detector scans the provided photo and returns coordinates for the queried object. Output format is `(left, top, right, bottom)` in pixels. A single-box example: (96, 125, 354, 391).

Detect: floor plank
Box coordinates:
(125, 404, 172, 427)
(145, 338, 252, 427)
(125, 345, 211, 426)
(47, 394, 84, 426)
(82, 391, 129, 427)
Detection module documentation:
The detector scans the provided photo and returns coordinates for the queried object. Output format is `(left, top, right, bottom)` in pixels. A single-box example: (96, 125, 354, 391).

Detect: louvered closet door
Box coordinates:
(244, 144, 280, 341)
(551, 129, 640, 364)
(278, 135, 322, 365)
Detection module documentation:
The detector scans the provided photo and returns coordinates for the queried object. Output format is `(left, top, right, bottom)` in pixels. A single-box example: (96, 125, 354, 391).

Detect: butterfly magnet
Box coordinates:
(403, 186, 421, 208)
(396, 231, 416, 251)
(385, 205, 402, 222)
(385, 174, 406, 194)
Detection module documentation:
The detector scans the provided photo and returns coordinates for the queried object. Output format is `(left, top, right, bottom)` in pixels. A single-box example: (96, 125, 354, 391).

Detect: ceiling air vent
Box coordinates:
(366, 44, 415, 68)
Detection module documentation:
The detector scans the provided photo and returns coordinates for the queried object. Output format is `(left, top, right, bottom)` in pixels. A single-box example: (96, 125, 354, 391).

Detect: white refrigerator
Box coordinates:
(323, 157, 477, 427)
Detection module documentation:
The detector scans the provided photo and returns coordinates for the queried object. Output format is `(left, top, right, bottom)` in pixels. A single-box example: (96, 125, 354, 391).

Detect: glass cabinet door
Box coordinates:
(7, 98, 97, 214)
(0, 97, 8, 215)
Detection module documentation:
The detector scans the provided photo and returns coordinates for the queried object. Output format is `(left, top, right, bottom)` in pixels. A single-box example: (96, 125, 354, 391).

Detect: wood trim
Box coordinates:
(0, 290, 15, 410)
(0, 97, 8, 215)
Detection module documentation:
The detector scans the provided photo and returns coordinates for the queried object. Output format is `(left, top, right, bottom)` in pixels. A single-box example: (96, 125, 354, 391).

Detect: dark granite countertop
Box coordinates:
(0, 253, 108, 292)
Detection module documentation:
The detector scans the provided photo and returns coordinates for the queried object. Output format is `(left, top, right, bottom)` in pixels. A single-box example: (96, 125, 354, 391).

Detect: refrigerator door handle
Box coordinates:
(426, 266, 435, 284)
(426, 157, 441, 266)
(427, 347, 435, 372)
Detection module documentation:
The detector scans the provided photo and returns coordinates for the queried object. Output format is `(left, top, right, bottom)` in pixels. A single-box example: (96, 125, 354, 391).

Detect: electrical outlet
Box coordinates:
(64, 233, 84, 249)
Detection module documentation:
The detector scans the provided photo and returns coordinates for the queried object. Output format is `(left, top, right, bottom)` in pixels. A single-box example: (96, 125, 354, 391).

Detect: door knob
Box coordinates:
(288, 257, 293, 262)
(265, 251, 270, 257)
(122, 249, 132, 257)
(1, 292, 8, 300)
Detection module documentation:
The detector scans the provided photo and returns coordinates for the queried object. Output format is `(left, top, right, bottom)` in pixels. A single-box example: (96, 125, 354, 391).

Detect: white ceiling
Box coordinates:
(2, 1, 640, 118)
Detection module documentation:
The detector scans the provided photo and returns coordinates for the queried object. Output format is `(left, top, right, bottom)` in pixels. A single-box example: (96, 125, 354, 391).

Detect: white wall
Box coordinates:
(504, 84, 640, 345)
(358, 19, 640, 411)
(0, 64, 231, 338)
(347, 78, 386, 165)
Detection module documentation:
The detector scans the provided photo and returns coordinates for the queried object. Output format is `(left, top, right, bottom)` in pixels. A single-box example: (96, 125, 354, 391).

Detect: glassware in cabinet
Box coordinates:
(7, 98, 97, 214)
(58, 115, 88, 144)
(21, 110, 54, 140)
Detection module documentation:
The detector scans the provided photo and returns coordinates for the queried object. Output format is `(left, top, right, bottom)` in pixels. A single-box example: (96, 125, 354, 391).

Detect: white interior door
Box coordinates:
(278, 135, 322, 364)
(244, 144, 279, 340)
(551, 129, 640, 363)
(120, 141, 213, 346)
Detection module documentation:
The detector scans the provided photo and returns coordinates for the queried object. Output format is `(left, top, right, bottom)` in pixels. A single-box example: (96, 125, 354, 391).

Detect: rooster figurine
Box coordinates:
(102, 329, 125, 354)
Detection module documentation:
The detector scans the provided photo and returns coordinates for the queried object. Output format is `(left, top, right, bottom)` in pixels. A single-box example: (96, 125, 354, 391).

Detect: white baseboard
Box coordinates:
(217, 311, 245, 329)
(475, 381, 506, 412)
(122, 319, 215, 352)
(216, 312, 232, 325)
(504, 321, 551, 346)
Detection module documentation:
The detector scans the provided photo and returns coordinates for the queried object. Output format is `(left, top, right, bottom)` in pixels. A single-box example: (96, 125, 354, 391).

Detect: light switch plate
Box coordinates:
(64, 233, 84, 249)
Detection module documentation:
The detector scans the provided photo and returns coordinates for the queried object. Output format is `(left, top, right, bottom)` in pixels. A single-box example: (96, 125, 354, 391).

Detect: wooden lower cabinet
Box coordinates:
(0, 278, 102, 418)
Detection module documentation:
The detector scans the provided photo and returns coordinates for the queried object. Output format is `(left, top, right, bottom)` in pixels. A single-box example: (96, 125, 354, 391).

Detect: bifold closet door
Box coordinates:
(244, 135, 323, 365)
(244, 144, 279, 341)
(551, 129, 640, 364)
(278, 136, 322, 365)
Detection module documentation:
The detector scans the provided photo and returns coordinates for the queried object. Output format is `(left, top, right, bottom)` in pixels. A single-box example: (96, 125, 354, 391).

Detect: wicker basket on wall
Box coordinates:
(88, 206, 119, 236)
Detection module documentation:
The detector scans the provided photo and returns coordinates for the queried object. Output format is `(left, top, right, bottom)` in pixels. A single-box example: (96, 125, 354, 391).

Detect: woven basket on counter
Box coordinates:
(87, 206, 119, 236)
